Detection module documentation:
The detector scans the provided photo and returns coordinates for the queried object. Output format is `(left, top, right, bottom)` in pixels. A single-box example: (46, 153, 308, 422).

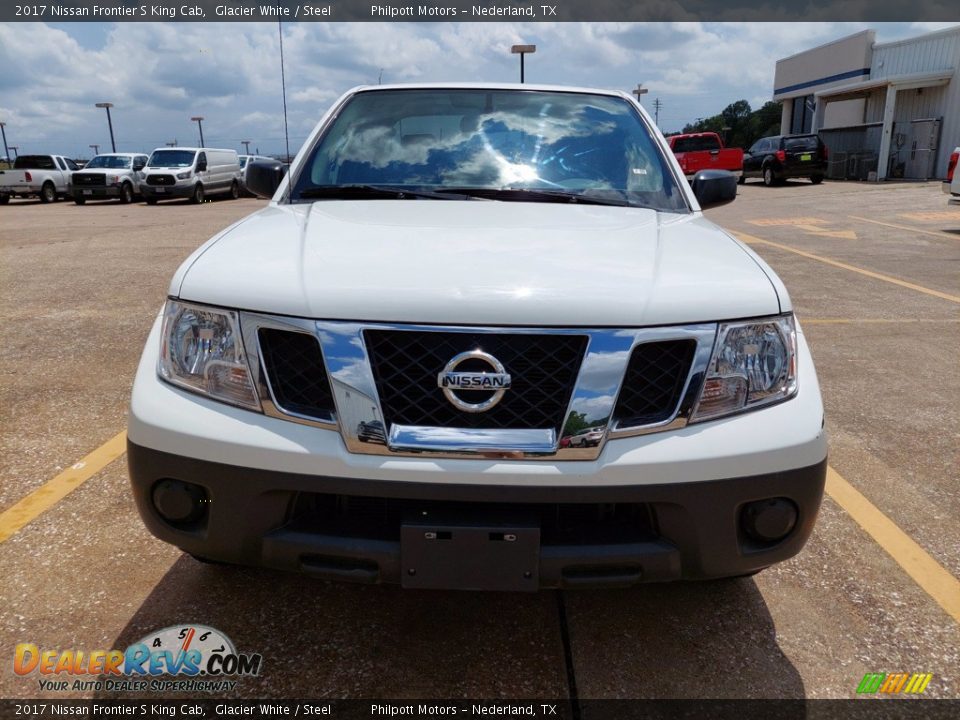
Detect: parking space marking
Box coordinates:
(734, 231, 960, 304)
(848, 215, 960, 241)
(803, 318, 960, 325)
(898, 211, 960, 223)
(826, 467, 960, 624)
(747, 218, 857, 240)
(0, 431, 127, 543)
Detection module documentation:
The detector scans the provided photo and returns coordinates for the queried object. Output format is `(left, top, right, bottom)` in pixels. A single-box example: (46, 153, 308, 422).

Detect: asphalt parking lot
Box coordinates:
(0, 182, 958, 701)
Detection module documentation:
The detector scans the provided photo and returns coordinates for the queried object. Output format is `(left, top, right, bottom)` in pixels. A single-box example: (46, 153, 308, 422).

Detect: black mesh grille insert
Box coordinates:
(612, 340, 697, 427)
(147, 174, 175, 186)
(365, 330, 587, 431)
(258, 328, 335, 419)
(73, 173, 106, 187)
(290, 493, 658, 546)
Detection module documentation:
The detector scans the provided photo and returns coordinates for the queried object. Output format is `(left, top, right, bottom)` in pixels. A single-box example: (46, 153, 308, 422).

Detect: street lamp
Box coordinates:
(190, 116, 205, 148)
(632, 84, 649, 104)
(9, 146, 18, 159)
(0, 122, 9, 162)
(510, 44, 536, 83)
(95, 102, 116, 152)
(241, 140, 251, 154)
(89, 144, 100, 156)
(166, 140, 177, 147)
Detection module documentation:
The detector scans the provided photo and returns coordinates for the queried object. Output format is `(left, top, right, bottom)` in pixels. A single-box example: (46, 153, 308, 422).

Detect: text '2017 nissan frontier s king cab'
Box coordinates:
(128, 84, 827, 591)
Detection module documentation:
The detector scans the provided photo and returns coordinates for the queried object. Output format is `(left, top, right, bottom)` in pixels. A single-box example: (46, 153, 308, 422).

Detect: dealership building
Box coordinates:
(774, 26, 960, 181)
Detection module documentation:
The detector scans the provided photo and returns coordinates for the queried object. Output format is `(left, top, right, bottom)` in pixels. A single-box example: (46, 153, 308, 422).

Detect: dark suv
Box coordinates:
(743, 134, 828, 186)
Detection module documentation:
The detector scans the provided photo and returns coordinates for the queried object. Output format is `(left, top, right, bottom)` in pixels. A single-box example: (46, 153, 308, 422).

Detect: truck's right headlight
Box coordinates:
(689, 314, 797, 422)
(158, 300, 260, 410)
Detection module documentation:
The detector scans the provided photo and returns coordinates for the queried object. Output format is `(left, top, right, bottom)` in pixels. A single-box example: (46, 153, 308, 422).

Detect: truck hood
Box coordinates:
(175, 201, 782, 326)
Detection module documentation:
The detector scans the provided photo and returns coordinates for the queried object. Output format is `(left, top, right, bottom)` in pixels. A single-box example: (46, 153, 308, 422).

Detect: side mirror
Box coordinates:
(246, 160, 287, 199)
(133, 162, 145, 171)
(691, 169, 737, 209)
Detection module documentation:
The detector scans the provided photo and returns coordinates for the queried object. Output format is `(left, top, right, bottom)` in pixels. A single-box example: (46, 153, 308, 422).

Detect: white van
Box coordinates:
(141, 147, 241, 204)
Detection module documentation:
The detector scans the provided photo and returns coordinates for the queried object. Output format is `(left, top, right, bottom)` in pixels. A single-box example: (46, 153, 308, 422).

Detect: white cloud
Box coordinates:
(0, 21, 954, 157)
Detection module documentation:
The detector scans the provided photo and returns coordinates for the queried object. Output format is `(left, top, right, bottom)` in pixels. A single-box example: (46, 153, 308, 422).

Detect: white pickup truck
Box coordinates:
(0, 154, 78, 204)
(943, 147, 959, 204)
(128, 83, 827, 591)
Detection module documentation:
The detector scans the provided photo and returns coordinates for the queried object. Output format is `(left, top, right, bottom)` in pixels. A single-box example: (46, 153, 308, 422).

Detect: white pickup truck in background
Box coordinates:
(944, 147, 959, 204)
(0, 154, 78, 204)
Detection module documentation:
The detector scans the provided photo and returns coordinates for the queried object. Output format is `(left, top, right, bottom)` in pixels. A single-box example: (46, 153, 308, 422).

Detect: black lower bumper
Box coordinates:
(127, 441, 826, 589)
(140, 185, 193, 199)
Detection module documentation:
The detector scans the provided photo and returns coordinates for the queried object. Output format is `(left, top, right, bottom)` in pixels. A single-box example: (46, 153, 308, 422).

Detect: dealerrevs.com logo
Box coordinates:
(14, 624, 262, 693)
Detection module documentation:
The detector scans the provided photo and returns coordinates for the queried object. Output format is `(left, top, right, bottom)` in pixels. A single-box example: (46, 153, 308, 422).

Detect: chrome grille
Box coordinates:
(364, 329, 587, 432)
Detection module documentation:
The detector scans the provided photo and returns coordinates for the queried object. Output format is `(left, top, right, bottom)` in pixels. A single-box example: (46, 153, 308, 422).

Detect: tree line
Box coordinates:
(670, 100, 783, 150)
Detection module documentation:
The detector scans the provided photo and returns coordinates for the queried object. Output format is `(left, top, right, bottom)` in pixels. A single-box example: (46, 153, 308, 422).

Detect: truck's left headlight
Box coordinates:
(158, 300, 260, 410)
(690, 314, 797, 423)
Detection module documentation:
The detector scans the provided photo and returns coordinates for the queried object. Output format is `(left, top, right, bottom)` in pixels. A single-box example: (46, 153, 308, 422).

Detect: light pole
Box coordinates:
(510, 44, 536, 84)
(632, 84, 649, 105)
(9, 146, 18, 159)
(191, 116, 205, 148)
(241, 140, 251, 155)
(89, 144, 100, 156)
(95, 102, 116, 152)
(0, 122, 9, 162)
(166, 140, 177, 147)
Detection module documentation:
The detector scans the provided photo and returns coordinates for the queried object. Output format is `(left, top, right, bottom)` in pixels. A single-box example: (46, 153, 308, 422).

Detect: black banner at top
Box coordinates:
(3, 0, 959, 23)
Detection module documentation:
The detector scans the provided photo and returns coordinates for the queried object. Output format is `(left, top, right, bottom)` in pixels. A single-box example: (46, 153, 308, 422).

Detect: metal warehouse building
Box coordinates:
(774, 26, 960, 181)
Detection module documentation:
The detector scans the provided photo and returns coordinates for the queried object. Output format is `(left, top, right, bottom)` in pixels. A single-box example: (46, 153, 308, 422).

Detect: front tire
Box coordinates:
(0, 195, 10, 205)
(40, 182, 56, 203)
(737, 174, 746, 185)
(229, 180, 240, 200)
(119, 183, 134, 204)
(74, 195, 86, 205)
(811, 174, 824, 185)
(763, 166, 776, 187)
(190, 184, 205, 204)
(145, 197, 158, 205)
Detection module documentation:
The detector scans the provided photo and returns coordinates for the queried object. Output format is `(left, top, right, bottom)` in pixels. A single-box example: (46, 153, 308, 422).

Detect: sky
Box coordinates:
(0, 21, 957, 159)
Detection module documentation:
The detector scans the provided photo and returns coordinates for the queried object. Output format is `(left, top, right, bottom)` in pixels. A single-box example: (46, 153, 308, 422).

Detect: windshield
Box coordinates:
(147, 150, 196, 168)
(14, 156, 56, 170)
(85, 155, 132, 169)
(671, 135, 721, 152)
(291, 89, 687, 211)
(784, 136, 819, 152)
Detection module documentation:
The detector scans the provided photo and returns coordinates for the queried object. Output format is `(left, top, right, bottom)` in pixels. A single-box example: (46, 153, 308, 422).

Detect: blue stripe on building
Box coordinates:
(774, 68, 871, 96)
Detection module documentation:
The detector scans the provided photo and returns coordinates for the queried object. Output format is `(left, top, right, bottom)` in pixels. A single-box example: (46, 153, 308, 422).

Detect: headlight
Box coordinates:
(690, 314, 797, 422)
(176, 171, 192, 180)
(158, 300, 260, 410)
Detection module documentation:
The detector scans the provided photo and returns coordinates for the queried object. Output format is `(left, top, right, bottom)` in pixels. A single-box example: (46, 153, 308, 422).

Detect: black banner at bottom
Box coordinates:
(2, 699, 959, 720)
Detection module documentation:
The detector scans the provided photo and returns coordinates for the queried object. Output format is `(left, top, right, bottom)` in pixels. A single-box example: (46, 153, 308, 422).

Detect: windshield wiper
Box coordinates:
(435, 187, 638, 207)
(297, 185, 475, 201)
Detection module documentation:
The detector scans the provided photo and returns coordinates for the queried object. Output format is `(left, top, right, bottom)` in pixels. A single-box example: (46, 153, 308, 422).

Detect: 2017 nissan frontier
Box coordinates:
(128, 84, 827, 591)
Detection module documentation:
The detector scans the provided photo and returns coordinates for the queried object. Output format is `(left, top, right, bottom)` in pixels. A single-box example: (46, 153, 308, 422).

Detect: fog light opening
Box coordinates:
(741, 498, 798, 544)
(152, 479, 208, 526)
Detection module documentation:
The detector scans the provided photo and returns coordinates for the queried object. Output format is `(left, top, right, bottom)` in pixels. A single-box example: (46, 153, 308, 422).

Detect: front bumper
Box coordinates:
(128, 316, 827, 588)
(141, 183, 194, 199)
(74, 186, 123, 199)
(129, 440, 825, 587)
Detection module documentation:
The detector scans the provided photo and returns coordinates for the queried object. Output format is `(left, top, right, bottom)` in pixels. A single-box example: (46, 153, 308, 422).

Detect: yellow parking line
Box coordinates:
(826, 467, 960, 624)
(0, 431, 127, 543)
(848, 215, 960, 241)
(734, 231, 960, 304)
(803, 318, 960, 325)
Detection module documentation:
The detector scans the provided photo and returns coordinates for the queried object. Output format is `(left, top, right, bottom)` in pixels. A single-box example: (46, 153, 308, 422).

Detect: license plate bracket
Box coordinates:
(401, 518, 540, 591)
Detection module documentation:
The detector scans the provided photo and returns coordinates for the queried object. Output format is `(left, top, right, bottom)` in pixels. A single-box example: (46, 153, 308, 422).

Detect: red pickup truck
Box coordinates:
(667, 132, 744, 180)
